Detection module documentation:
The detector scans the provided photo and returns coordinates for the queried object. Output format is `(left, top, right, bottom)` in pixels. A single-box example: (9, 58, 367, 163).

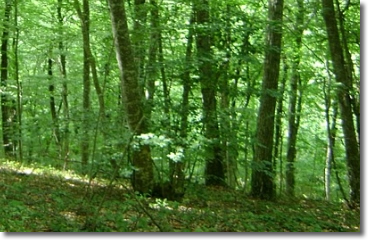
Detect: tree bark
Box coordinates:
(57, 0, 70, 169)
(74, 0, 105, 119)
(75, 0, 91, 166)
(273, 55, 287, 194)
(176, 11, 195, 194)
(285, 0, 304, 197)
(13, 0, 22, 160)
(47, 55, 61, 146)
(323, 72, 337, 201)
(108, 0, 153, 194)
(144, 0, 159, 119)
(194, 0, 225, 186)
(335, 1, 360, 145)
(321, 0, 360, 205)
(1, 0, 14, 157)
(132, 0, 147, 98)
(218, 4, 238, 189)
(251, 0, 284, 200)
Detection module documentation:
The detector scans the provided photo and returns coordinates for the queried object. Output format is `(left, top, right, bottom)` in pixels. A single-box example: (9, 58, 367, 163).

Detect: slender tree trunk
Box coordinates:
(77, 0, 91, 166)
(1, 0, 14, 157)
(285, 0, 304, 197)
(47, 55, 61, 146)
(108, 0, 153, 194)
(57, 0, 70, 169)
(274, 55, 287, 194)
(217, 4, 238, 189)
(180, 12, 195, 143)
(74, 0, 105, 119)
(158, 26, 170, 127)
(321, 0, 360, 205)
(144, 0, 159, 119)
(145, 0, 176, 189)
(194, 0, 225, 186)
(323, 65, 350, 203)
(251, 0, 284, 200)
(177, 11, 195, 193)
(323, 72, 338, 201)
(75, 0, 107, 173)
(13, 0, 22, 160)
(233, 15, 254, 191)
(132, 0, 147, 96)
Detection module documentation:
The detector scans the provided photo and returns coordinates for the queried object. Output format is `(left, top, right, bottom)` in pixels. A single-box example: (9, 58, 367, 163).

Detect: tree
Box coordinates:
(75, 0, 105, 119)
(273, 55, 287, 194)
(335, 0, 360, 144)
(1, 0, 15, 157)
(47, 52, 61, 147)
(177, 9, 195, 194)
(323, 68, 344, 202)
(12, 0, 22, 160)
(74, 0, 107, 167)
(321, 0, 360, 205)
(108, 0, 153, 194)
(285, 0, 304, 197)
(194, 0, 225, 186)
(74, 0, 92, 166)
(251, 0, 284, 200)
(57, 0, 70, 169)
(215, 4, 239, 189)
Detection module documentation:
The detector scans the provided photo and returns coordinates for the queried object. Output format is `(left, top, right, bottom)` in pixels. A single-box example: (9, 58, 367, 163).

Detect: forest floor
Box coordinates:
(0, 162, 360, 232)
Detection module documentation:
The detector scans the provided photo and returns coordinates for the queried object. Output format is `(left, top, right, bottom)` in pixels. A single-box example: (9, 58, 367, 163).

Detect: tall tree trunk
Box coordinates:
(180, 12, 195, 143)
(233, 14, 254, 191)
(74, 0, 105, 119)
(177, 11, 195, 192)
(194, 0, 225, 186)
(144, 0, 159, 120)
(76, 0, 91, 166)
(285, 0, 304, 197)
(218, 4, 237, 189)
(158, 24, 170, 128)
(108, 0, 153, 194)
(13, 0, 22, 160)
(57, 0, 70, 169)
(132, 0, 147, 96)
(1, 0, 14, 157)
(323, 63, 350, 203)
(251, 0, 284, 200)
(323, 72, 337, 201)
(274, 55, 287, 194)
(321, 0, 360, 205)
(335, 0, 360, 144)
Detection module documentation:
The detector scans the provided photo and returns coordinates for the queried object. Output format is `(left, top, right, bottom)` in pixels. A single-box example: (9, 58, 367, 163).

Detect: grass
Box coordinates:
(0, 160, 360, 232)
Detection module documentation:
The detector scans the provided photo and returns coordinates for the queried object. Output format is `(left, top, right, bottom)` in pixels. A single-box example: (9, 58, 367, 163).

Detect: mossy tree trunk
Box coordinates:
(108, 0, 153, 194)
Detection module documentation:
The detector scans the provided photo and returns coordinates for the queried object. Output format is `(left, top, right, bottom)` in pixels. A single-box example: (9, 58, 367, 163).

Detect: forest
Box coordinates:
(0, 0, 360, 232)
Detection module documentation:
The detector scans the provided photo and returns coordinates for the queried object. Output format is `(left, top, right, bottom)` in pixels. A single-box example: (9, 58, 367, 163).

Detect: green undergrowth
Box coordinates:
(0, 160, 360, 232)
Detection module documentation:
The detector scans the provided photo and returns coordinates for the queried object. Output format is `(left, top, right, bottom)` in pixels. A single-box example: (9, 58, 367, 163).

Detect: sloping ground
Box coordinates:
(0, 165, 360, 232)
